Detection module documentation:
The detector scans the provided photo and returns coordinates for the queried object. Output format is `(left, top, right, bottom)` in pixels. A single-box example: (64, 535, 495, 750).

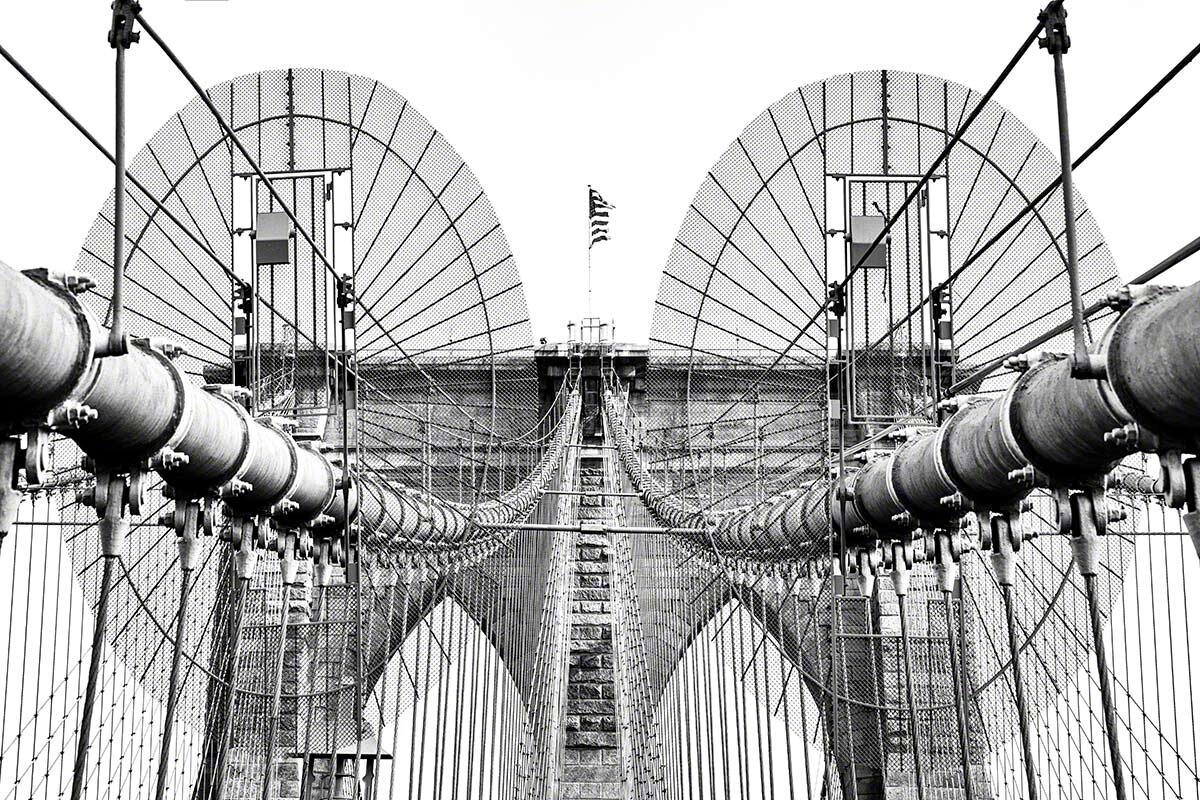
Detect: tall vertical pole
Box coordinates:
(1084, 573, 1128, 800)
(71, 8, 139, 786)
(106, 1, 139, 356)
(70, 557, 116, 800)
(213, 557, 255, 800)
(892, 550, 926, 800)
(261, 578, 294, 800)
(72, 5, 139, 787)
(587, 186, 593, 320)
(1002, 584, 1039, 800)
(1039, 0, 1098, 378)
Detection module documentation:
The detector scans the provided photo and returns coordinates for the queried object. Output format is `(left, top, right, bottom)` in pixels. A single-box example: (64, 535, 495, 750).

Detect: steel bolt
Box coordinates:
(1007, 465, 1036, 486)
(51, 402, 97, 430)
(151, 448, 190, 471)
(220, 479, 251, 499)
(55, 269, 96, 294)
(1003, 354, 1031, 372)
(1103, 422, 1139, 448)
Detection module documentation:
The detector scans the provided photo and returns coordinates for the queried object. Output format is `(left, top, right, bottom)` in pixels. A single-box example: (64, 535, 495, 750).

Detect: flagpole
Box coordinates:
(587, 185, 592, 320)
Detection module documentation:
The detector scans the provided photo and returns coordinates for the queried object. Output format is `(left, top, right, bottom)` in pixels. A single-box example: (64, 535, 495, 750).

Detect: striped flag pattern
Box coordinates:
(589, 187, 614, 249)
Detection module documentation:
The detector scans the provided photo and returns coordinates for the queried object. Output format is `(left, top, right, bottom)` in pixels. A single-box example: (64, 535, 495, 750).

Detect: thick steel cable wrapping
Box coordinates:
(357, 385, 580, 550)
(603, 386, 837, 562)
(4, 30, 1200, 800)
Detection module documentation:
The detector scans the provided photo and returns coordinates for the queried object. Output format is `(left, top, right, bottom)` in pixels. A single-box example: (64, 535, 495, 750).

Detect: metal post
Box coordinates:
(69, 556, 116, 800)
(106, 0, 139, 356)
(1084, 573, 1128, 800)
(892, 548, 926, 800)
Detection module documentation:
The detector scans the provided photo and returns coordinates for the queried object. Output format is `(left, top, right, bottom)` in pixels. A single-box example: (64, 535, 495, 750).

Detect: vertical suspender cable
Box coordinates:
(896, 590, 926, 800)
(943, 588, 975, 800)
(1069, 492, 1129, 800)
(70, 473, 130, 800)
(213, 575, 252, 800)
(1039, 0, 1096, 377)
(69, 556, 116, 800)
(69, 2, 140, 787)
(299, 583, 327, 800)
(154, 544, 197, 800)
(109, 39, 126, 354)
(1001, 581, 1039, 800)
(1084, 572, 1128, 800)
(106, 1, 138, 356)
(261, 581, 294, 800)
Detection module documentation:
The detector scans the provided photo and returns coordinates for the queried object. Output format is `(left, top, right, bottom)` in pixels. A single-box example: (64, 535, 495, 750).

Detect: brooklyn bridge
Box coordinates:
(0, 2, 1199, 799)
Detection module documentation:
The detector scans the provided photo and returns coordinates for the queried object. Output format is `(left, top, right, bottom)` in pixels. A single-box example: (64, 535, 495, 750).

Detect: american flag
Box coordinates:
(589, 187, 614, 249)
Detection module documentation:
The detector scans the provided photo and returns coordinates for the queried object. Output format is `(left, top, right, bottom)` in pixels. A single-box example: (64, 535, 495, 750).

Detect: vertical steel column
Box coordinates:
(70, 557, 116, 800)
(1002, 585, 1039, 800)
(934, 530, 975, 800)
(69, 3, 140, 788)
(299, 579, 327, 800)
(106, 1, 138, 356)
(1084, 573, 1128, 800)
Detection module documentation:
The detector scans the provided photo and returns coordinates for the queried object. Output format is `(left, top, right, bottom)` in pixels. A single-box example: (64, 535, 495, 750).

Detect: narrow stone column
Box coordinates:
(561, 458, 623, 798)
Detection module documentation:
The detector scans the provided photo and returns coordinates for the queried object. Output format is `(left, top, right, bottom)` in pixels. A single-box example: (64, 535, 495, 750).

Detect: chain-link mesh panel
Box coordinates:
(635, 68, 1145, 799)
(24, 66, 549, 799)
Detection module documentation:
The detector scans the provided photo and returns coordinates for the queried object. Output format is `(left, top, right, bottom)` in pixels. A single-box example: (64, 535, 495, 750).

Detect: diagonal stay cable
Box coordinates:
(950, 38, 1200, 291)
(949, 232, 1200, 392)
(0, 38, 341, 362)
(135, 14, 338, 283)
(0, 41, 238, 287)
(670, 21, 1045, 453)
(134, 11, 508, 438)
(864, 37, 1200, 370)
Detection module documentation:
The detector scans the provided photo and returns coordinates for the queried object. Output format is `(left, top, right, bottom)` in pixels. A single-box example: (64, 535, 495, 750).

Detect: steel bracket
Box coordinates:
(108, 0, 142, 50)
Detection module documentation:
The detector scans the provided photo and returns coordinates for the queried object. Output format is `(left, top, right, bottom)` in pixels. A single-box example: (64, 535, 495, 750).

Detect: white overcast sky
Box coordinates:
(1, 0, 1198, 345)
